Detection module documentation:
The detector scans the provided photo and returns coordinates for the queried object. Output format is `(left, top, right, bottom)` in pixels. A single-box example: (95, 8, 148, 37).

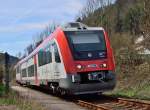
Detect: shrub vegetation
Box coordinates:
(77, 0, 150, 100)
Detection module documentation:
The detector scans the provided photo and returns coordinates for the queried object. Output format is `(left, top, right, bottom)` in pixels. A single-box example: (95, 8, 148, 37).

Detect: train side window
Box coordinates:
(43, 50, 47, 65)
(38, 45, 52, 66)
(17, 66, 20, 73)
(22, 68, 27, 77)
(38, 50, 43, 66)
(28, 65, 34, 77)
(45, 45, 52, 64)
(53, 42, 61, 63)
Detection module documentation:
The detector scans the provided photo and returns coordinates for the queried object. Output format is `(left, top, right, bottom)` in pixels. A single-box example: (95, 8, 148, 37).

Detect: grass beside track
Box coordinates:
(108, 81, 150, 100)
(108, 61, 150, 101)
(0, 86, 45, 110)
(0, 84, 5, 96)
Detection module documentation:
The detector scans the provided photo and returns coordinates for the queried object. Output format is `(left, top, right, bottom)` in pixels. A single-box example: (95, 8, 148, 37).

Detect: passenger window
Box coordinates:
(16, 66, 20, 73)
(38, 44, 52, 66)
(45, 45, 52, 64)
(22, 69, 27, 77)
(38, 50, 43, 66)
(53, 43, 61, 63)
(28, 65, 34, 77)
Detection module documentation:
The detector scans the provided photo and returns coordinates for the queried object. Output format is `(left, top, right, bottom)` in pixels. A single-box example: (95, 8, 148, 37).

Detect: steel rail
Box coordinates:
(77, 97, 150, 110)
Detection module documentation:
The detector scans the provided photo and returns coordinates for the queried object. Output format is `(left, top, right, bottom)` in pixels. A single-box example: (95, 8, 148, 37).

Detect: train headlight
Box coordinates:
(100, 63, 107, 68)
(76, 64, 82, 69)
(103, 63, 107, 68)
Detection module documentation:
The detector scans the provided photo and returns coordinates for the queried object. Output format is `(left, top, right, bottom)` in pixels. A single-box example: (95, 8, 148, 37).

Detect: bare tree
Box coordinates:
(77, 0, 99, 19)
(30, 22, 59, 51)
(76, 0, 112, 23)
(141, 0, 150, 50)
(0, 65, 4, 84)
(26, 44, 34, 55)
(16, 52, 22, 59)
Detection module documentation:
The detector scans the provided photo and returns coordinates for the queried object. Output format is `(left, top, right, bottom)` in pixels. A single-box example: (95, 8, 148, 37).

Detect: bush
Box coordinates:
(0, 84, 5, 96)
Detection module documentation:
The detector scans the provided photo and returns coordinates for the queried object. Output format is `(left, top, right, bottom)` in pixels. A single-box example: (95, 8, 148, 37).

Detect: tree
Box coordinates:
(140, 0, 150, 49)
(26, 44, 34, 55)
(0, 65, 3, 84)
(142, 0, 150, 33)
(22, 22, 59, 58)
(77, 0, 111, 21)
(16, 52, 22, 59)
(125, 4, 144, 35)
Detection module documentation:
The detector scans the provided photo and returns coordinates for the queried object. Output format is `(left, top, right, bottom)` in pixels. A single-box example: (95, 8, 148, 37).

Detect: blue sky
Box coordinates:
(0, 0, 86, 56)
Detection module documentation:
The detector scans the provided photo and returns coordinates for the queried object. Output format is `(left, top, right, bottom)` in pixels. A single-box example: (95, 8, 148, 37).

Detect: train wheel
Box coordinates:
(58, 88, 66, 96)
(49, 83, 55, 94)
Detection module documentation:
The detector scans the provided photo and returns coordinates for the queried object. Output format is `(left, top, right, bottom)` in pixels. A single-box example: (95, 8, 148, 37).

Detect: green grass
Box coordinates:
(0, 97, 17, 105)
(110, 84, 150, 100)
(0, 84, 5, 96)
(0, 91, 44, 110)
(0, 91, 18, 105)
(0, 84, 44, 110)
(112, 89, 137, 98)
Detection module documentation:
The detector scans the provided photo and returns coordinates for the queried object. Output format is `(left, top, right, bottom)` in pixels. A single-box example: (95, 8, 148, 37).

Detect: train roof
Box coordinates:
(15, 22, 105, 67)
(61, 22, 104, 31)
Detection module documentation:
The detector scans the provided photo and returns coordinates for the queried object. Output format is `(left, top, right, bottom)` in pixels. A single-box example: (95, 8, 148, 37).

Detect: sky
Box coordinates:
(0, 0, 86, 56)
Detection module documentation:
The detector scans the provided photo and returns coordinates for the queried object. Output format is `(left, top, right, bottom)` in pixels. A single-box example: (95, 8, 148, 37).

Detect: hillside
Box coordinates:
(77, 0, 150, 99)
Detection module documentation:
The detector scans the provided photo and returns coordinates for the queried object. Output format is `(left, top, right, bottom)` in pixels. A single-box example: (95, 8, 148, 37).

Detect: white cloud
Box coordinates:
(0, 21, 51, 33)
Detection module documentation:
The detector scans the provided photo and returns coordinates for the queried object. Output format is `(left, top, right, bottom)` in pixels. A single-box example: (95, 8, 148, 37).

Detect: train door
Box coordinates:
(52, 42, 61, 79)
(34, 54, 39, 85)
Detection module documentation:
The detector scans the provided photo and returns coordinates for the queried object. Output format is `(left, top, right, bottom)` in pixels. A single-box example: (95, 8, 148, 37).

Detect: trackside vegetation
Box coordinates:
(0, 90, 45, 110)
(0, 53, 44, 110)
(0, 84, 5, 96)
(77, 0, 150, 100)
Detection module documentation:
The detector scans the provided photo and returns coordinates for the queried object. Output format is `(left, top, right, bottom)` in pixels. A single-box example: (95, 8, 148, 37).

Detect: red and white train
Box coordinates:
(15, 22, 116, 95)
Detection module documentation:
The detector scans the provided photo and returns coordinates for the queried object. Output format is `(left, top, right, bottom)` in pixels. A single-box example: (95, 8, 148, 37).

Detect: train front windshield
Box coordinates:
(65, 30, 107, 60)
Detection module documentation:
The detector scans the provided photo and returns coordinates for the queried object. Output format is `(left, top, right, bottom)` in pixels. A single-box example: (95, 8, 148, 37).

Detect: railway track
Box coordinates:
(77, 97, 150, 110)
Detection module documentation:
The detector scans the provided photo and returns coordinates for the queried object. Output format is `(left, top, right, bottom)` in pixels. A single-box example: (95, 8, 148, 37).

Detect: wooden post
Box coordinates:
(5, 52, 9, 94)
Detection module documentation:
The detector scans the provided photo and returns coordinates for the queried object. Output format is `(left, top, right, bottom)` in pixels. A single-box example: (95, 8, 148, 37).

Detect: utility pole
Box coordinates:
(5, 52, 10, 94)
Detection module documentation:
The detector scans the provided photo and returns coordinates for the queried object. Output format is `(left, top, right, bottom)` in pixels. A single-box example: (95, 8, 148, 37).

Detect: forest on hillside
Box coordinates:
(78, 0, 147, 31)
(76, 0, 150, 99)
(77, 0, 150, 49)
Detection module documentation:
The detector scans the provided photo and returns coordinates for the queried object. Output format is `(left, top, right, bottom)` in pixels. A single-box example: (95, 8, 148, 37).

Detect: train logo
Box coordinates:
(88, 53, 92, 57)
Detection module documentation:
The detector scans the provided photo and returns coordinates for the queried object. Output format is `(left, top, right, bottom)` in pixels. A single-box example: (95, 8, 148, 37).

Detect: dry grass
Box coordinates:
(0, 91, 45, 110)
(105, 33, 150, 100)
(111, 58, 150, 100)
